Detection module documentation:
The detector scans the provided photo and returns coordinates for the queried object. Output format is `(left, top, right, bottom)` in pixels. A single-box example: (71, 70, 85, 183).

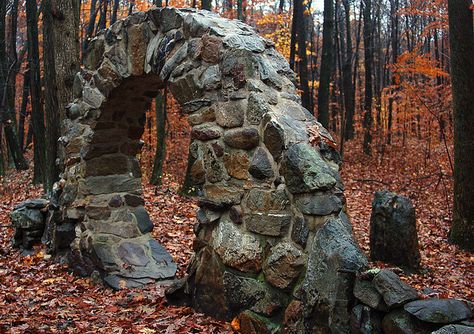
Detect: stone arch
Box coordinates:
(59, 7, 367, 331)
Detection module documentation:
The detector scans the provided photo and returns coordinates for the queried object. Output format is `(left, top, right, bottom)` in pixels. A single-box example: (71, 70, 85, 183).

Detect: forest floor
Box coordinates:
(0, 136, 472, 333)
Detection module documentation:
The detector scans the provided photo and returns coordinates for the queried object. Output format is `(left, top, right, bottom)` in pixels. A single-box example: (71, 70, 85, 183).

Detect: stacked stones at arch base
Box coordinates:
(352, 269, 473, 334)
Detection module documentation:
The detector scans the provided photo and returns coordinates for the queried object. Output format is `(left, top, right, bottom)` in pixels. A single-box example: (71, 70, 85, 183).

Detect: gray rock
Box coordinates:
(248, 147, 275, 179)
(294, 193, 342, 216)
(244, 212, 291, 236)
(203, 145, 227, 183)
(373, 269, 419, 309)
(263, 241, 305, 289)
(350, 304, 383, 334)
(263, 120, 285, 159)
(118, 242, 150, 266)
(191, 124, 223, 141)
(215, 101, 245, 128)
(188, 107, 216, 126)
(370, 190, 421, 269)
(432, 325, 474, 334)
(354, 279, 388, 311)
(148, 239, 175, 266)
(133, 206, 154, 234)
(404, 299, 471, 324)
(382, 309, 437, 334)
(291, 215, 309, 247)
(200, 65, 221, 90)
(223, 127, 259, 150)
(299, 217, 368, 333)
(223, 34, 266, 53)
(247, 92, 270, 125)
(160, 42, 188, 80)
(212, 217, 262, 272)
(281, 143, 337, 194)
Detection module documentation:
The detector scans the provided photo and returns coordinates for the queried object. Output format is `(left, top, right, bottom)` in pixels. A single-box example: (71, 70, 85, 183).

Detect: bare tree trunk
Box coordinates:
(97, 0, 107, 31)
(26, 0, 47, 184)
(150, 89, 167, 186)
(111, 0, 120, 24)
(83, 0, 98, 57)
(317, 0, 334, 128)
(18, 70, 30, 150)
(448, 0, 474, 251)
(237, 0, 245, 21)
(43, 0, 61, 193)
(387, 0, 399, 145)
(0, 0, 28, 171)
(202, 0, 212, 11)
(342, 0, 355, 140)
(362, 0, 373, 155)
(294, 0, 311, 112)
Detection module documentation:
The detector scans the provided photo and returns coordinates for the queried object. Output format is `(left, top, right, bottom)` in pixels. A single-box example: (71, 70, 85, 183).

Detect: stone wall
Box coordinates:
(59, 7, 368, 332)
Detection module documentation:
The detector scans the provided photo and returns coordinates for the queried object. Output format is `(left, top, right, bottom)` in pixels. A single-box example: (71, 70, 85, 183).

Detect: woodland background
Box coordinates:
(0, 0, 473, 332)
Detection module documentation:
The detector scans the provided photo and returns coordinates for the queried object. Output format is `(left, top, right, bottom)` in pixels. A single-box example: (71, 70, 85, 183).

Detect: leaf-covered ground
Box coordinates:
(0, 138, 472, 333)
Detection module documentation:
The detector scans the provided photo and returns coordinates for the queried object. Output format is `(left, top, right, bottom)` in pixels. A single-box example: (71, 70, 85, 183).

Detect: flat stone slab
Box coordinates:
(404, 299, 471, 324)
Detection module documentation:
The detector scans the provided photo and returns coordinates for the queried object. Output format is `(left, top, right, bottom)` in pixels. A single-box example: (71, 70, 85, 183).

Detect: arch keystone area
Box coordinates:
(58, 7, 368, 331)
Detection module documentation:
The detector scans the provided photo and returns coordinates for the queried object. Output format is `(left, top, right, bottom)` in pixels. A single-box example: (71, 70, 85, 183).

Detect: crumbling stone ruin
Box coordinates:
(10, 8, 473, 334)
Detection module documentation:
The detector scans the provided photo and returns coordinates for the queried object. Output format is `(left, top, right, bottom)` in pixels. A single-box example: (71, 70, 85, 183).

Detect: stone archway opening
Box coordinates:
(58, 7, 367, 332)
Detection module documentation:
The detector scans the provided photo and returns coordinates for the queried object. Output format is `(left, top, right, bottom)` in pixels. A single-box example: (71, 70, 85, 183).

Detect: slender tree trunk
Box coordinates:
(26, 0, 46, 184)
(342, 0, 355, 140)
(289, 3, 297, 71)
(97, 0, 107, 31)
(43, 0, 61, 193)
(83, 0, 98, 57)
(362, 0, 373, 155)
(52, 0, 81, 123)
(237, 0, 245, 21)
(317, 0, 334, 129)
(387, 0, 399, 145)
(202, 0, 212, 11)
(18, 70, 30, 150)
(111, 0, 120, 24)
(150, 90, 167, 186)
(278, 0, 284, 13)
(294, 0, 311, 112)
(0, 0, 28, 171)
(448, 0, 474, 251)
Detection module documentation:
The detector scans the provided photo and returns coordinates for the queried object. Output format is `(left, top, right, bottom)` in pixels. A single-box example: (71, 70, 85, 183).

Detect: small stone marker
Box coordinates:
(370, 190, 421, 269)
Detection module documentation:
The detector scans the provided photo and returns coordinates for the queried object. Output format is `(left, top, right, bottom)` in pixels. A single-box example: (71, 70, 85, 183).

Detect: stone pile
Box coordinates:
(352, 269, 472, 334)
(10, 199, 49, 251)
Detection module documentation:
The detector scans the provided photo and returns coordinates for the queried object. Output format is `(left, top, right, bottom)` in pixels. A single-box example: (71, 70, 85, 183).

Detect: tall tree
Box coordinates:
(341, 0, 355, 140)
(43, 0, 61, 193)
(150, 90, 167, 186)
(292, 0, 311, 112)
(26, 0, 46, 184)
(83, 0, 98, 57)
(0, 0, 28, 171)
(317, 0, 334, 128)
(202, 0, 212, 11)
(18, 69, 30, 150)
(362, 0, 373, 155)
(387, 0, 399, 144)
(448, 0, 474, 251)
(237, 0, 246, 21)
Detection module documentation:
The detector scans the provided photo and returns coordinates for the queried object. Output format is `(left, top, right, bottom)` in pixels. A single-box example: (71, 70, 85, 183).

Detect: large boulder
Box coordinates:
(370, 190, 421, 269)
(297, 217, 368, 333)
